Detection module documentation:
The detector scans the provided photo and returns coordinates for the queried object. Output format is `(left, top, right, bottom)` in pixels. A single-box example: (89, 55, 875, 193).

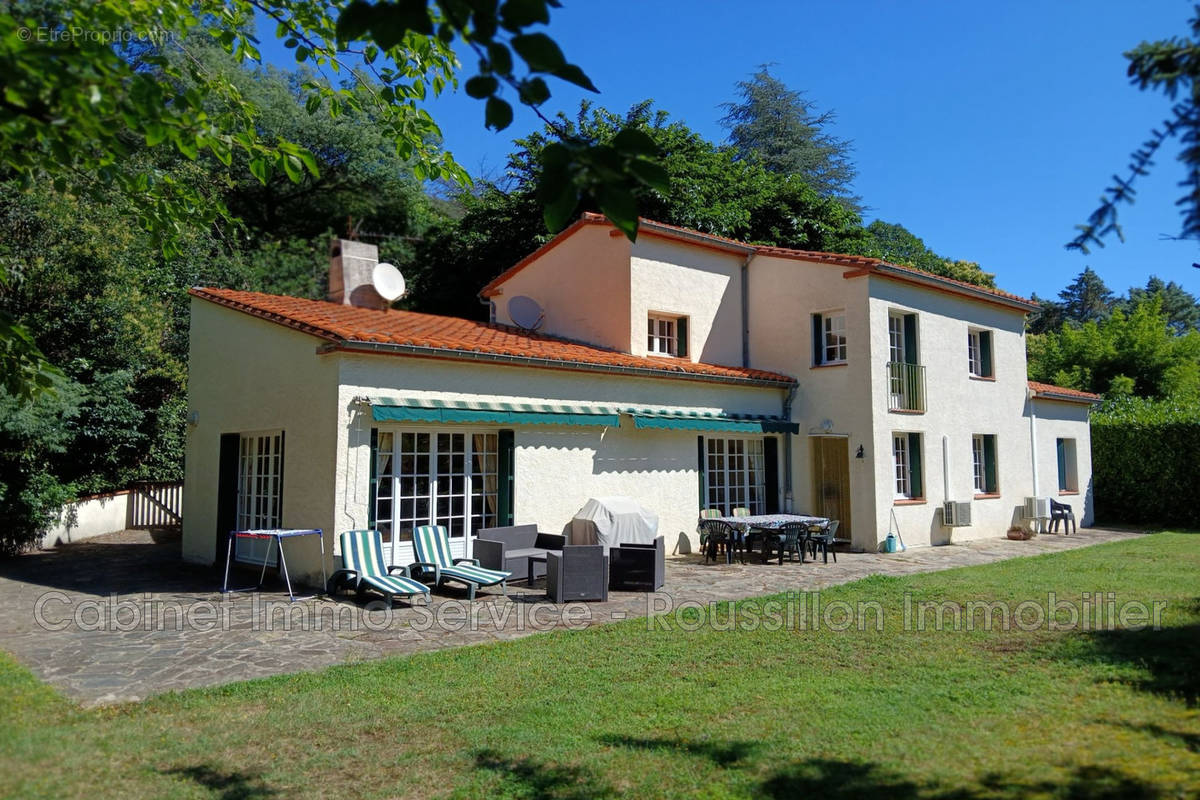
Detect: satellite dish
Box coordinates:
(372, 262, 406, 302)
(508, 295, 545, 331)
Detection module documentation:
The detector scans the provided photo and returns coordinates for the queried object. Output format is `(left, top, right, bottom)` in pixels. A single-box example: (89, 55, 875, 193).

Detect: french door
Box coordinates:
(373, 429, 499, 565)
(888, 314, 906, 407)
(233, 430, 284, 565)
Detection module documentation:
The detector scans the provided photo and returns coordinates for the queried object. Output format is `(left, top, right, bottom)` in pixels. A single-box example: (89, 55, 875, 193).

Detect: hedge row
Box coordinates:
(1091, 397, 1200, 528)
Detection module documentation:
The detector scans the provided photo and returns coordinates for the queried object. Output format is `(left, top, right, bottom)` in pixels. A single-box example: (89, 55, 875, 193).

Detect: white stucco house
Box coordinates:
(182, 213, 1098, 583)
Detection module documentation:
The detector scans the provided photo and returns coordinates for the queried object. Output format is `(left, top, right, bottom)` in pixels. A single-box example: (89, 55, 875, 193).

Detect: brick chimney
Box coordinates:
(328, 238, 389, 310)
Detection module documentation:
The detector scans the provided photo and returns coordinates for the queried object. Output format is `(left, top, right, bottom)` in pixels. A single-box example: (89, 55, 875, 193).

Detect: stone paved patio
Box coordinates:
(0, 526, 1142, 706)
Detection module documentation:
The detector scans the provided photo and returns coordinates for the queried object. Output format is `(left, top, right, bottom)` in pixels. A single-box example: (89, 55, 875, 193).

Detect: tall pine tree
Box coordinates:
(720, 67, 860, 211)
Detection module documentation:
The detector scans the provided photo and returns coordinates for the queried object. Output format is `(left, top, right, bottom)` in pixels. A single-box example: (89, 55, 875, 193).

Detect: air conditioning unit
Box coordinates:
(1023, 497, 1050, 519)
(942, 501, 972, 527)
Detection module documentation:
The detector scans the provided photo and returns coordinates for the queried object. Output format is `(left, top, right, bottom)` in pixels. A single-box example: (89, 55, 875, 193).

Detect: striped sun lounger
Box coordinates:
(412, 525, 510, 601)
(329, 529, 430, 607)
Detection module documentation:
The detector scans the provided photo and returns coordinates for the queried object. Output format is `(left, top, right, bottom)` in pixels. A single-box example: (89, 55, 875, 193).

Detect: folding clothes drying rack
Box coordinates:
(221, 529, 327, 602)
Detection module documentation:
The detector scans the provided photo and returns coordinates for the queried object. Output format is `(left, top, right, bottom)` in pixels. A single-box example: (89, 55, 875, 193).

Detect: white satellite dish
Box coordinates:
(372, 262, 406, 302)
(508, 295, 545, 331)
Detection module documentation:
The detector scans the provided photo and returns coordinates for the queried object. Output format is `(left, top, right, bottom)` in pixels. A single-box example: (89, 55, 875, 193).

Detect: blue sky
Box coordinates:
(263, 1, 1200, 302)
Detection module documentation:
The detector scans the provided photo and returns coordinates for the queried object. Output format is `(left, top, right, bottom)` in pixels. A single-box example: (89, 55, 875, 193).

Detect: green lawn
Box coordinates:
(2, 534, 1198, 799)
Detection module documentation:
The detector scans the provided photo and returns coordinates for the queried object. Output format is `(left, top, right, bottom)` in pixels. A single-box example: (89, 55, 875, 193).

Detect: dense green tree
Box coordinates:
(409, 101, 869, 319)
(0, 38, 466, 548)
(0, 377, 82, 555)
(1123, 276, 1200, 333)
(1057, 267, 1115, 325)
(1, 0, 668, 398)
(720, 67, 860, 211)
(1027, 294, 1200, 399)
(1026, 293, 1067, 335)
(859, 220, 996, 288)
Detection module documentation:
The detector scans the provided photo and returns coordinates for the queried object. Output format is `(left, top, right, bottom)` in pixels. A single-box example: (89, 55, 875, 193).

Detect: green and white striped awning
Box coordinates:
(370, 397, 621, 427)
(368, 398, 798, 434)
(625, 409, 799, 434)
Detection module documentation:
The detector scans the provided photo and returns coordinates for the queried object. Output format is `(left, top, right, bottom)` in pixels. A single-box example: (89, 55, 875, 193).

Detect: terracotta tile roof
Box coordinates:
(1028, 380, 1102, 403)
(188, 287, 795, 386)
(480, 212, 1037, 311)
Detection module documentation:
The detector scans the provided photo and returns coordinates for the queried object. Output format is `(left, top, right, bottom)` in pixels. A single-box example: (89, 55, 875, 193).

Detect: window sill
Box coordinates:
(893, 498, 926, 506)
(1057, 490, 1079, 496)
(973, 493, 1001, 500)
(810, 362, 848, 370)
(968, 375, 996, 382)
(888, 409, 925, 415)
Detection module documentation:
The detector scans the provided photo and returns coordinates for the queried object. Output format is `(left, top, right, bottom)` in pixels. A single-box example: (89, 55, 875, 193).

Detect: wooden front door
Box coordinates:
(810, 437, 852, 539)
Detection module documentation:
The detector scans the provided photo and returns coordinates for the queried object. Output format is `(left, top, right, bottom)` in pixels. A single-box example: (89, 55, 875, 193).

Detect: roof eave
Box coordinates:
(866, 264, 1038, 313)
(1031, 390, 1102, 406)
(322, 339, 796, 389)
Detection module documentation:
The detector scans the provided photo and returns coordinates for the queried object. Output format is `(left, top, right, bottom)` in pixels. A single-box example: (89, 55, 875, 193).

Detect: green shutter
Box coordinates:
(812, 314, 823, 365)
(1056, 438, 1067, 491)
(216, 433, 240, 560)
(676, 317, 688, 358)
(368, 428, 378, 528)
(498, 429, 515, 525)
(908, 432, 923, 498)
(983, 434, 997, 493)
(903, 314, 918, 364)
(763, 437, 780, 513)
(980, 331, 993, 377)
(697, 436, 706, 510)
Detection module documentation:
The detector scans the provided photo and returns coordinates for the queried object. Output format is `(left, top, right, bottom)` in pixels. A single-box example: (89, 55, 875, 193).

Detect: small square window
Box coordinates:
(812, 311, 847, 365)
(648, 313, 686, 357)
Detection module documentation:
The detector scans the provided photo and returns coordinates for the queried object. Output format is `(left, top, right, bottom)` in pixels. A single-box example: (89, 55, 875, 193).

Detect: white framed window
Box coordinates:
(373, 429, 499, 558)
(234, 430, 284, 564)
(892, 432, 923, 500)
(1056, 438, 1078, 492)
(820, 312, 847, 364)
(888, 314, 906, 364)
(972, 434, 998, 494)
(648, 313, 686, 357)
(892, 434, 910, 499)
(968, 328, 994, 378)
(705, 437, 765, 514)
(971, 435, 986, 493)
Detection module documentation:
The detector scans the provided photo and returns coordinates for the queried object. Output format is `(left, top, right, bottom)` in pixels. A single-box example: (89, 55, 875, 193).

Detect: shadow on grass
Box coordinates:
(1101, 720, 1200, 753)
(473, 748, 615, 800)
(162, 765, 277, 800)
(595, 733, 760, 767)
(1053, 621, 1200, 707)
(763, 760, 1164, 799)
(596, 734, 1169, 799)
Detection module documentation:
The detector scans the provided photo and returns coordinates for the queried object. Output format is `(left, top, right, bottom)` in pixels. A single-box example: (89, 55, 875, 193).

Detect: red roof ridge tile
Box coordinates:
(188, 287, 794, 386)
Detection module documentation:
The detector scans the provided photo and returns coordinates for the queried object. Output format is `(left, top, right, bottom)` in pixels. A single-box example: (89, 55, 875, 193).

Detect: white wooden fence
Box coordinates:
(128, 481, 183, 529)
(42, 482, 183, 548)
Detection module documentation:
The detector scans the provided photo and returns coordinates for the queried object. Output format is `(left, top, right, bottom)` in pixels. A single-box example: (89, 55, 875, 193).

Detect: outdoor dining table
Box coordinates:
(711, 514, 830, 564)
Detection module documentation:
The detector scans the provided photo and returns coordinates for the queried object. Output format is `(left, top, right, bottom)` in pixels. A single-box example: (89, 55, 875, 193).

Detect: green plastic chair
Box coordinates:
(329, 529, 430, 607)
(697, 507, 722, 551)
(411, 525, 510, 600)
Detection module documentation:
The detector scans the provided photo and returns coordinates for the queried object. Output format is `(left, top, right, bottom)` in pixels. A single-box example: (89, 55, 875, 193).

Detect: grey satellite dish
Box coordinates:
(372, 262, 406, 302)
(508, 295, 545, 331)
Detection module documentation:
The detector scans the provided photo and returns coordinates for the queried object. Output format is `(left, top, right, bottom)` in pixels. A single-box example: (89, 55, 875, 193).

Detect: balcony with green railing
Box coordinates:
(886, 362, 926, 412)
